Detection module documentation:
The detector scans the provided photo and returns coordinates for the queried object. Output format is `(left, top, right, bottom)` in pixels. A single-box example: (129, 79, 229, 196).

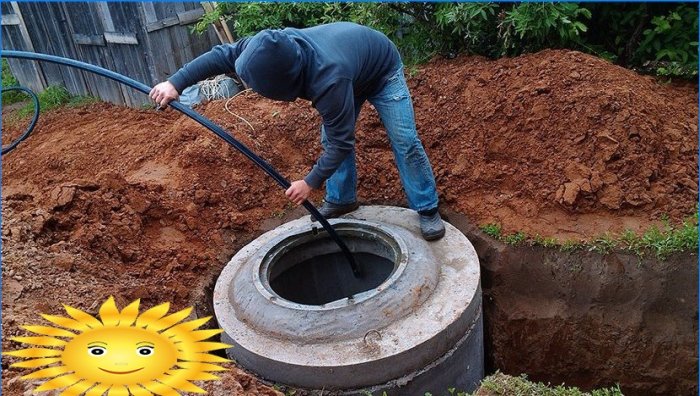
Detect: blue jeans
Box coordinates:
(322, 65, 439, 213)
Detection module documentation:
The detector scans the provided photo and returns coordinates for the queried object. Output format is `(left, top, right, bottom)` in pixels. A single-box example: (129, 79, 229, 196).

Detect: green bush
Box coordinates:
(434, 3, 499, 55)
(193, 2, 698, 78)
(499, 3, 591, 54)
(636, 4, 698, 78)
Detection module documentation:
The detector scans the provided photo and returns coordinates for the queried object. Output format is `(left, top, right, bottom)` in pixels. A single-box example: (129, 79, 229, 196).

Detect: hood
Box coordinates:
(235, 30, 304, 101)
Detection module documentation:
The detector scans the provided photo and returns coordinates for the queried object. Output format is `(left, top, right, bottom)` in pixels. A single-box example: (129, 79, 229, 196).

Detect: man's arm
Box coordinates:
(304, 79, 357, 189)
(150, 39, 250, 107)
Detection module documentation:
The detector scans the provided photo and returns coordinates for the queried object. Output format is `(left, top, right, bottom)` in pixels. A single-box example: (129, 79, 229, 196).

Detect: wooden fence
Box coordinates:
(1, 2, 221, 107)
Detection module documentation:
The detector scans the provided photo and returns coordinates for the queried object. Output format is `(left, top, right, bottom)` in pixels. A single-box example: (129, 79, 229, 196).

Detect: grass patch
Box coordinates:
(560, 239, 585, 252)
(635, 212, 698, 260)
(297, 372, 626, 396)
(532, 234, 558, 248)
(67, 94, 99, 107)
(2, 61, 96, 110)
(476, 372, 624, 396)
(17, 85, 70, 117)
(588, 233, 616, 255)
(478, 211, 698, 260)
(2, 59, 25, 105)
(13, 85, 98, 118)
(480, 223, 502, 239)
(503, 231, 526, 245)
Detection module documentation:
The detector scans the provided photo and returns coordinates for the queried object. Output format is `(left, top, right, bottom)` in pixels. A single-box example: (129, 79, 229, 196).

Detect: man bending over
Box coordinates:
(150, 22, 445, 240)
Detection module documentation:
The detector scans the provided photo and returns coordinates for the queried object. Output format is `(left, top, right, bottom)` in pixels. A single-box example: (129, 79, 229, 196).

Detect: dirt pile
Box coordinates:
(411, 49, 697, 236)
(2, 49, 697, 395)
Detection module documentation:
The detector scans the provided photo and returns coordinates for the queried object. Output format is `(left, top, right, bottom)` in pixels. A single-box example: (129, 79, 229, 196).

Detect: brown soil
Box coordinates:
(1, 49, 697, 395)
(1, 101, 32, 148)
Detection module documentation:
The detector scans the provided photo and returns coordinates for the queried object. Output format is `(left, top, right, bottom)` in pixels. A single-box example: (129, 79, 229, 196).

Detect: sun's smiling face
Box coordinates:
(62, 327, 178, 385)
(5, 296, 230, 394)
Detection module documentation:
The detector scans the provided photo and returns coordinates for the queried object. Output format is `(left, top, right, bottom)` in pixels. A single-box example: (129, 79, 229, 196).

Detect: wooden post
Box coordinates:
(200, 1, 231, 44)
(212, 2, 234, 43)
(220, 14, 234, 43)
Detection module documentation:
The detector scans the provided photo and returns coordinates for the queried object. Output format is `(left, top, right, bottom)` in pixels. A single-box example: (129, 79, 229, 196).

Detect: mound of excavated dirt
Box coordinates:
(1, 49, 697, 395)
(413, 50, 697, 237)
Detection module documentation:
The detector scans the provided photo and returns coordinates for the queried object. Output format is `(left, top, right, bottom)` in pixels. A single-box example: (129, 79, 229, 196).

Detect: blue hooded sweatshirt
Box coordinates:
(168, 22, 401, 189)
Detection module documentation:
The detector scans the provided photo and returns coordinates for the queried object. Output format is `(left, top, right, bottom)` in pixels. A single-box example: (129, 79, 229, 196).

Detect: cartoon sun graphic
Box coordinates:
(6, 296, 230, 395)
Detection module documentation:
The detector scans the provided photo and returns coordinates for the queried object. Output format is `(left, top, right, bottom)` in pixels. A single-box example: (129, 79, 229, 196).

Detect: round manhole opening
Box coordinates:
(260, 222, 404, 306)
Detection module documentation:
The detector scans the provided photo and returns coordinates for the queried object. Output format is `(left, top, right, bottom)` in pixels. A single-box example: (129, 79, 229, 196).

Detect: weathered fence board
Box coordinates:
(1, 1, 220, 107)
(2, 14, 19, 26)
(2, 8, 45, 92)
(103, 32, 138, 45)
(63, 2, 125, 104)
(23, 3, 87, 96)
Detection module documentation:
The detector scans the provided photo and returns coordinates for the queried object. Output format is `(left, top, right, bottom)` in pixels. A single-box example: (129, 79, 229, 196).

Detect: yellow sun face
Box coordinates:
(62, 327, 179, 385)
(5, 296, 230, 395)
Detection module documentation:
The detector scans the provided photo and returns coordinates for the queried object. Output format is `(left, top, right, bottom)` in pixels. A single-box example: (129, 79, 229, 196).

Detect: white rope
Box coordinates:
(199, 75, 236, 101)
(224, 88, 255, 134)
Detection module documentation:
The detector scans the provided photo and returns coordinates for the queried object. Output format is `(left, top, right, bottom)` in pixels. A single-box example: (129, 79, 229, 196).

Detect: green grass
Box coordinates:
(480, 223, 502, 239)
(503, 231, 527, 245)
(588, 233, 616, 255)
(477, 372, 624, 396)
(306, 372, 627, 396)
(560, 239, 585, 252)
(635, 213, 698, 259)
(2, 60, 99, 116)
(67, 94, 99, 107)
(532, 234, 558, 248)
(478, 211, 698, 260)
(17, 85, 70, 117)
(2, 59, 25, 105)
(14, 85, 98, 118)
(363, 373, 624, 396)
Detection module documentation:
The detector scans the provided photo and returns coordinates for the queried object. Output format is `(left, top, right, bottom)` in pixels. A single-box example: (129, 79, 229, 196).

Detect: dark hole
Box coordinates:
(267, 231, 398, 306)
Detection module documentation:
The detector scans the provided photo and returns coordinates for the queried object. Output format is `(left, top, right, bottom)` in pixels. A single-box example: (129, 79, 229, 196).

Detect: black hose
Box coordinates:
(1, 50, 362, 277)
(1, 86, 40, 155)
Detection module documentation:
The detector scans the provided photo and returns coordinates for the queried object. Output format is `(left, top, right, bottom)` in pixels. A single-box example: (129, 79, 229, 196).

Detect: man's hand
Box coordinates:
(149, 81, 179, 108)
(285, 180, 312, 206)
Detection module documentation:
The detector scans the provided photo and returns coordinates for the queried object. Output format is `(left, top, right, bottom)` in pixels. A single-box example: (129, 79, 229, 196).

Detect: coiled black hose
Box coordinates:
(1, 86, 40, 155)
(1, 50, 362, 277)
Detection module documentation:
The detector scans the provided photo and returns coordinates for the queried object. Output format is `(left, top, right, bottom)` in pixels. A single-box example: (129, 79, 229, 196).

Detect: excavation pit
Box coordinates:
(214, 206, 484, 394)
